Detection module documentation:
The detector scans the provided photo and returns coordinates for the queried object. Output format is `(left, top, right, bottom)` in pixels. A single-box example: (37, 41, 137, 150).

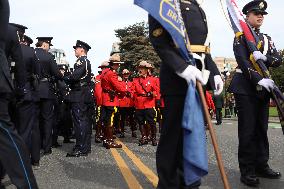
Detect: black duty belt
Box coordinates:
(137, 94, 147, 97)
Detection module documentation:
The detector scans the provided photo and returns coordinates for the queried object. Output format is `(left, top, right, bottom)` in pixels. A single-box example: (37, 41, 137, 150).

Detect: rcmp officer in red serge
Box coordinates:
(228, 0, 282, 187)
(35, 37, 63, 155)
(94, 61, 109, 143)
(132, 61, 158, 146)
(148, 0, 224, 188)
(118, 69, 137, 138)
(64, 40, 92, 157)
(100, 53, 126, 149)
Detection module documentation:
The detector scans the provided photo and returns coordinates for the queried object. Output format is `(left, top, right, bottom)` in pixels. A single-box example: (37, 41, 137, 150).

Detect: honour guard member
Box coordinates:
(0, 0, 38, 188)
(132, 61, 158, 146)
(100, 53, 126, 149)
(149, 0, 224, 188)
(12, 23, 41, 167)
(228, 0, 282, 187)
(213, 93, 224, 125)
(64, 40, 92, 157)
(94, 61, 108, 143)
(118, 69, 136, 138)
(35, 36, 63, 155)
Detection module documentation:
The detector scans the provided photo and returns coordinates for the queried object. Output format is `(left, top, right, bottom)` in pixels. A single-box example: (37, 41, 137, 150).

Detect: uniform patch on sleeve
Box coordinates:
(152, 28, 163, 37)
(76, 60, 82, 65)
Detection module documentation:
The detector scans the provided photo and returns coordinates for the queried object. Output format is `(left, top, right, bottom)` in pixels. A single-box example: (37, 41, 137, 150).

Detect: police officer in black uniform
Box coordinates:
(35, 37, 63, 155)
(227, 0, 282, 187)
(65, 40, 92, 157)
(23, 35, 33, 47)
(11, 24, 41, 167)
(149, 0, 223, 188)
(5, 23, 27, 126)
(5, 23, 26, 93)
(0, 0, 38, 188)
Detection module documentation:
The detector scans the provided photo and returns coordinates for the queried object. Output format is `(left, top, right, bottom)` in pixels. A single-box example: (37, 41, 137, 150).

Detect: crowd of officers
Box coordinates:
(1, 22, 165, 167)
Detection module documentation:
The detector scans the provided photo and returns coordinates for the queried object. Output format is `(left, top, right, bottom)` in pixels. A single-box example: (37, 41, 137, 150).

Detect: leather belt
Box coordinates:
(190, 45, 210, 54)
(137, 94, 147, 97)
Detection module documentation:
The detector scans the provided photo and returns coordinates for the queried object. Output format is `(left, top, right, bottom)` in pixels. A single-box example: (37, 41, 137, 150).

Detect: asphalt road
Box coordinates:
(3, 119, 284, 189)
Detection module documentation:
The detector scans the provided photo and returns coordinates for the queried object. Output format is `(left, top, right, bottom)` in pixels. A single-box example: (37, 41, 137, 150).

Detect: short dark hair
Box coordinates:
(35, 41, 44, 47)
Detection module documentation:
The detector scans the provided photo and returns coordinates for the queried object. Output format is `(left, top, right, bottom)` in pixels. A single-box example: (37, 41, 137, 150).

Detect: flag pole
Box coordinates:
(196, 82, 231, 189)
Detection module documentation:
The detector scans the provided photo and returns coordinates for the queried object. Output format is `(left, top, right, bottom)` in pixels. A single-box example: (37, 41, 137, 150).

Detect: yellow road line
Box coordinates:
(110, 148, 143, 189)
(117, 140, 159, 188)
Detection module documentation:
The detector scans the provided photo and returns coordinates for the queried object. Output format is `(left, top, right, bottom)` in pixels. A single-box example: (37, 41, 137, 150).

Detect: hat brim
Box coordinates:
(109, 61, 124, 64)
(252, 9, 268, 15)
(98, 66, 107, 68)
(137, 65, 148, 68)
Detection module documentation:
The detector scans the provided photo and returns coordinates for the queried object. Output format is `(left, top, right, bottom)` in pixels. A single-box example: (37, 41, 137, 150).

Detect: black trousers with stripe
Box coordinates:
(0, 96, 38, 188)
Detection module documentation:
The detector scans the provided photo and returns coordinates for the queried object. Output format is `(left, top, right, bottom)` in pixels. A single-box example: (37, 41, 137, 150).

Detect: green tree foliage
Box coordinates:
(270, 50, 284, 91)
(114, 22, 161, 76)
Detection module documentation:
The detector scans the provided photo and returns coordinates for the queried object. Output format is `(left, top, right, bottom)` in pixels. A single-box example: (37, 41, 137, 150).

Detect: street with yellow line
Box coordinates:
(2, 119, 283, 189)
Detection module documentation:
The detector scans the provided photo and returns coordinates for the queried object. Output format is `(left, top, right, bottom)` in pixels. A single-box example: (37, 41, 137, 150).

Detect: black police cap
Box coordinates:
(36, 37, 53, 46)
(58, 64, 67, 70)
(24, 35, 33, 45)
(9, 23, 28, 34)
(73, 40, 91, 51)
(242, 0, 268, 15)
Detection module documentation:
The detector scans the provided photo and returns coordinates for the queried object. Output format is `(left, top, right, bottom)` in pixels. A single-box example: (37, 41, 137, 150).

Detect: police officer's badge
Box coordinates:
(259, 2, 264, 9)
(152, 28, 163, 37)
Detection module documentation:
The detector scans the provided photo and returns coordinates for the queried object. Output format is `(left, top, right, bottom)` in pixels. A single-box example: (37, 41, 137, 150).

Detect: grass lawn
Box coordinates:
(269, 107, 278, 117)
(221, 107, 278, 117)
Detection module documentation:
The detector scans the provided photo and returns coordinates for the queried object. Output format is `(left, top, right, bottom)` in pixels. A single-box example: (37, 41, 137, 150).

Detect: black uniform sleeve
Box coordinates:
(32, 50, 40, 75)
(148, 15, 188, 73)
(205, 54, 220, 76)
(264, 35, 282, 68)
(233, 35, 263, 85)
(9, 29, 26, 88)
(49, 55, 63, 79)
(68, 57, 88, 81)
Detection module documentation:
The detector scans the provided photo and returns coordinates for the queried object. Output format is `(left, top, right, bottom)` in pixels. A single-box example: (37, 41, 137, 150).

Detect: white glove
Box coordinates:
(253, 51, 267, 62)
(214, 75, 224, 95)
(177, 65, 206, 86)
(258, 78, 274, 92)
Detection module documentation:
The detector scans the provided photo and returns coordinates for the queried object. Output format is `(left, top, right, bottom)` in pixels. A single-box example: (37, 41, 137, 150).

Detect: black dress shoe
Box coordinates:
(240, 175, 260, 187)
(32, 162, 39, 167)
(256, 167, 282, 179)
(66, 150, 81, 157)
(66, 150, 88, 157)
(181, 180, 201, 189)
(43, 149, 52, 155)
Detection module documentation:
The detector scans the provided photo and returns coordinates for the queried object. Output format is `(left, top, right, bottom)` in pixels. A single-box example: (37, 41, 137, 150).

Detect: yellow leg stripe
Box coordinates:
(117, 140, 158, 188)
(154, 108, 157, 122)
(110, 149, 143, 189)
(110, 107, 118, 126)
